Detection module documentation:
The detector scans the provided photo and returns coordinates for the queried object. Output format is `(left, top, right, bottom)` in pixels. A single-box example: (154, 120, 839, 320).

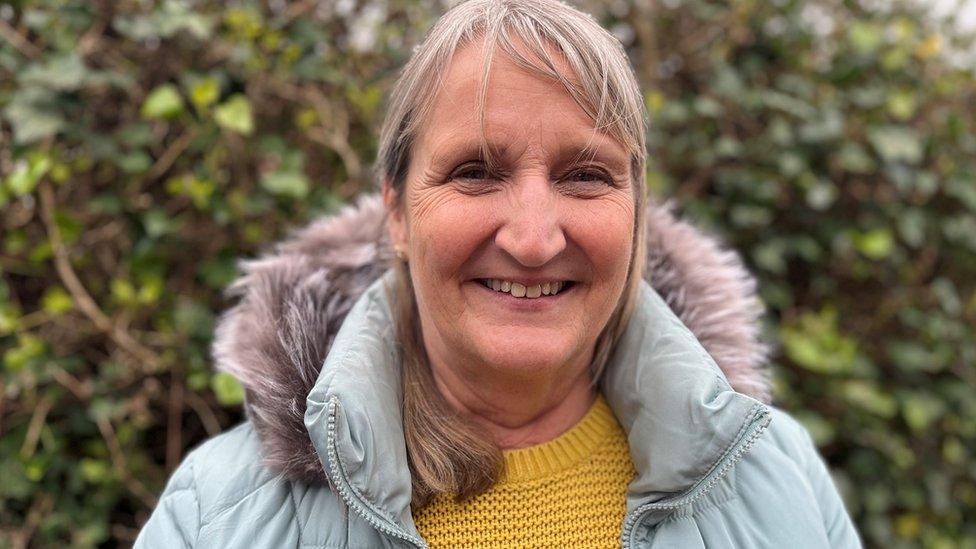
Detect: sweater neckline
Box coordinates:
(500, 393, 619, 484)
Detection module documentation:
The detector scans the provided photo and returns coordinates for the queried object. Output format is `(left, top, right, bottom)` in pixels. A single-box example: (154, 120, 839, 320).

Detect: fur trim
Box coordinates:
(212, 193, 772, 484)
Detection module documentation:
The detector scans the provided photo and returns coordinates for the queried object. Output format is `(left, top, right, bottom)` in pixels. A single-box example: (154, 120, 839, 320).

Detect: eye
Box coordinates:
(450, 162, 492, 181)
(563, 167, 612, 185)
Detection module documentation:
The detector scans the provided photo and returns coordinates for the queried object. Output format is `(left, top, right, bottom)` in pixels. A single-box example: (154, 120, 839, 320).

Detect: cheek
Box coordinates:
(569, 196, 635, 282)
(407, 188, 493, 284)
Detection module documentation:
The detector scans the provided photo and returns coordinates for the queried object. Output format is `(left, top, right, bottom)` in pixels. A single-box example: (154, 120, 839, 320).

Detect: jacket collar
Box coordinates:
(212, 193, 773, 542)
(304, 269, 770, 545)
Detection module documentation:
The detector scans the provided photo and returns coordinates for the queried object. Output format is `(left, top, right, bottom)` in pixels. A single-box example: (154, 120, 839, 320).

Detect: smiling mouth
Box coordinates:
(477, 278, 575, 299)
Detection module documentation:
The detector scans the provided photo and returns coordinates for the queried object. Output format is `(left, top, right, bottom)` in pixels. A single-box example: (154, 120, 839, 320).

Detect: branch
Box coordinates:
(185, 390, 221, 436)
(39, 182, 162, 369)
(144, 128, 198, 183)
(0, 19, 41, 59)
(19, 396, 52, 458)
(96, 415, 158, 508)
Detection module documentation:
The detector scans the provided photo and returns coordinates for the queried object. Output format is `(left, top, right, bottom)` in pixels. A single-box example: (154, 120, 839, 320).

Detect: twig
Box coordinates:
(185, 390, 221, 436)
(11, 310, 51, 332)
(39, 182, 162, 369)
(0, 19, 41, 59)
(19, 396, 53, 458)
(303, 86, 363, 182)
(96, 415, 158, 508)
(270, 81, 364, 184)
(51, 366, 92, 400)
(144, 128, 198, 183)
(9, 494, 53, 549)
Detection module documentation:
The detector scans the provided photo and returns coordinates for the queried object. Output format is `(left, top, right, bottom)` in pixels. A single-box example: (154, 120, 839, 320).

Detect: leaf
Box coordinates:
(901, 393, 945, 432)
(211, 372, 245, 406)
(848, 22, 884, 54)
(261, 171, 309, 199)
(189, 77, 220, 110)
(19, 53, 88, 91)
(3, 334, 45, 372)
(853, 229, 895, 260)
(141, 84, 184, 120)
(214, 94, 254, 135)
(4, 153, 52, 196)
(116, 151, 153, 174)
(886, 90, 917, 120)
(842, 381, 898, 418)
(173, 299, 214, 339)
(2, 87, 65, 144)
(867, 126, 923, 164)
(41, 287, 74, 315)
(780, 307, 860, 374)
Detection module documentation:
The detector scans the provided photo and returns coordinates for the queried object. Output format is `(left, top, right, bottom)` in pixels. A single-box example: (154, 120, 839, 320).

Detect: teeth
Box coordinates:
(481, 278, 569, 299)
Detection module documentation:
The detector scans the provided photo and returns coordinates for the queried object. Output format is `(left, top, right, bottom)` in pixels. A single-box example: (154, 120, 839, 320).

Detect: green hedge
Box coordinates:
(1, 0, 973, 546)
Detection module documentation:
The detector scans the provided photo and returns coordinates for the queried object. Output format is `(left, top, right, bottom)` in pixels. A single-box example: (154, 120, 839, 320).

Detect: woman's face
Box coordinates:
(386, 41, 635, 383)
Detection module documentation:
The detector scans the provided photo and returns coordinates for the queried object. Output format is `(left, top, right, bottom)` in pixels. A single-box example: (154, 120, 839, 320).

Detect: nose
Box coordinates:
(494, 176, 567, 268)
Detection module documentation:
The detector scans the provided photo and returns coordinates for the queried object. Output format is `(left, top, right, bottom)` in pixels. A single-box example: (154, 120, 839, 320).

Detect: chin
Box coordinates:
(475, 334, 581, 378)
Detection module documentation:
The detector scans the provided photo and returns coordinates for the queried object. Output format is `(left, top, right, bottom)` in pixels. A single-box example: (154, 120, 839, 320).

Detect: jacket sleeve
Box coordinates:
(134, 451, 201, 549)
(790, 413, 863, 548)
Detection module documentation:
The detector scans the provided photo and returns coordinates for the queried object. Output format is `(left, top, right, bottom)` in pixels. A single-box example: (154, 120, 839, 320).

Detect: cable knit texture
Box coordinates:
(413, 394, 635, 548)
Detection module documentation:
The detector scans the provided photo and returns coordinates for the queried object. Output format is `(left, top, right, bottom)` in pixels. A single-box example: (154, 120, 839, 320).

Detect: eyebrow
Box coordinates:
(426, 133, 630, 175)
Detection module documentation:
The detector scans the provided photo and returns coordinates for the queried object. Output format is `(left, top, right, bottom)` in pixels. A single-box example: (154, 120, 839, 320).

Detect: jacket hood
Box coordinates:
(212, 193, 772, 488)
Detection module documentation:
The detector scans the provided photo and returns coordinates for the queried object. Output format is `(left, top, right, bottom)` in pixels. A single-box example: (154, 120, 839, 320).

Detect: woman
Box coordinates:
(137, 0, 860, 547)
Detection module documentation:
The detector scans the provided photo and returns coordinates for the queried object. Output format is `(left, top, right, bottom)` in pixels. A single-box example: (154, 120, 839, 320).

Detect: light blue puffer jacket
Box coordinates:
(136, 268, 861, 548)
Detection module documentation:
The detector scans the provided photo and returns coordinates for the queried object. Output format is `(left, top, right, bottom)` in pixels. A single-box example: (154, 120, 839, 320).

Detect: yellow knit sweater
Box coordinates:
(412, 394, 636, 548)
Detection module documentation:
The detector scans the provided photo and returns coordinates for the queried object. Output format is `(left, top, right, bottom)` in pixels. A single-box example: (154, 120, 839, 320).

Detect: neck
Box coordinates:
(429, 359, 597, 449)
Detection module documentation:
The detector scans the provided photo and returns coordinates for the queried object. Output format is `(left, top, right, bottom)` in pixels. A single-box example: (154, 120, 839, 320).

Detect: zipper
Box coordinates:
(325, 397, 428, 549)
(620, 403, 772, 548)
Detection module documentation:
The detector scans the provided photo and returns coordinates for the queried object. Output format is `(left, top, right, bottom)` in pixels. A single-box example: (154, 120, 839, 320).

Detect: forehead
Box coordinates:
(414, 38, 626, 162)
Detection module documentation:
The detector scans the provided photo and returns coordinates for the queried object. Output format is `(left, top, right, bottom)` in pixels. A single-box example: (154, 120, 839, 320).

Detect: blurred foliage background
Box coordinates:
(0, 0, 973, 546)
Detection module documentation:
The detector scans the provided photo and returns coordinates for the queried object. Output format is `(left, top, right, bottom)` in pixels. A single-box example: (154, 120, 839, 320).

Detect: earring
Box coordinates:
(394, 246, 407, 262)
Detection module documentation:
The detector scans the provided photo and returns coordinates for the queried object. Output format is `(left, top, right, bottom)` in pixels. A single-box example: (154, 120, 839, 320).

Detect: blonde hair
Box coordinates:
(378, 0, 648, 507)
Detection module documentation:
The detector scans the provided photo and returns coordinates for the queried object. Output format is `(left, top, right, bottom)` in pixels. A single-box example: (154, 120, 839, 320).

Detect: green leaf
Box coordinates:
(214, 94, 254, 135)
(261, 171, 309, 199)
(173, 299, 214, 339)
(79, 458, 110, 484)
(842, 380, 898, 418)
(4, 153, 52, 196)
(111, 278, 137, 305)
(837, 143, 875, 174)
(867, 126, 923, 165)
(780, 307, 860, 374)
(141, 84, 185, 120)
(902, 393, 945, 432)
(3, 334, 45, 372)
(189, 77, 220, 110)
(848, 22, 884, 54)
(2, 87, 65, 144)
(886, 90, 917, 120)
(19, 53, 88, 91)
(116, 151, 153, 174)
(41, 287, 74, 315)
(853, 229, 895, 260)
(141, 208, 175, 238)
(211, 372, 245, 406)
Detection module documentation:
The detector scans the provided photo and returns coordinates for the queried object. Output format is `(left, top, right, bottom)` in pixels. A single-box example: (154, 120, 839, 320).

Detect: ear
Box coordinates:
(383, 180, 408, 251)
